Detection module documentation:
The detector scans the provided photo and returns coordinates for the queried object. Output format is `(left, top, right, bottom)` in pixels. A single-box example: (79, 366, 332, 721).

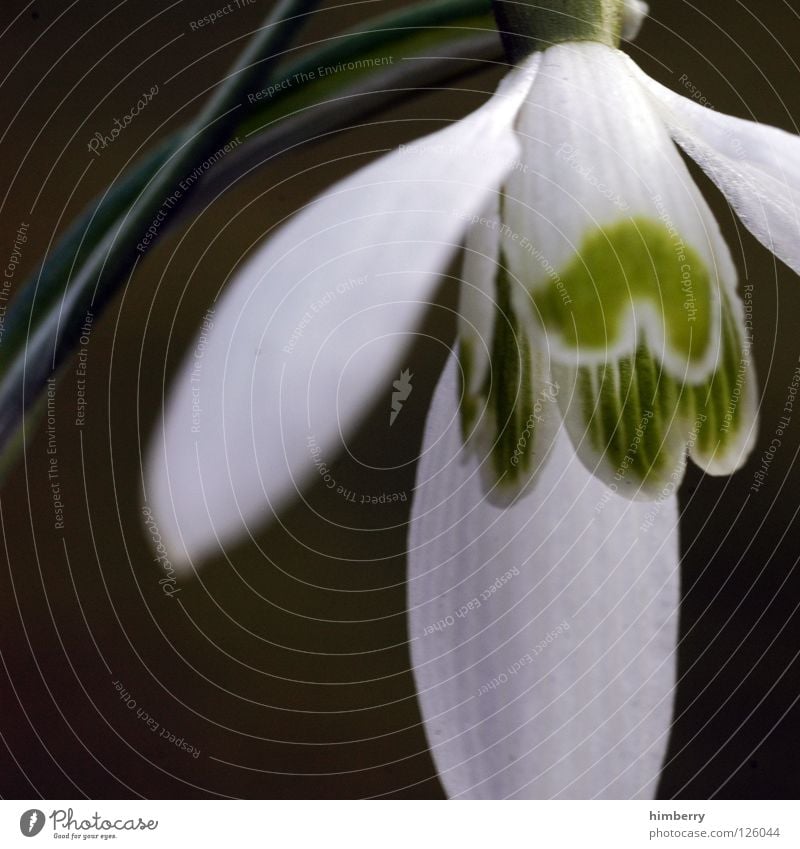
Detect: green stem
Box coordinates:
(0, 0, 321, 448)
(0, 0, 503, 473)
(272, 0, 494, 88)
(492, 0, 624, 62)
(0, 0, 497, 379)
(192, 32, 502, 208)
(0, 48, 502, 487)
(0, 140, 173, 373)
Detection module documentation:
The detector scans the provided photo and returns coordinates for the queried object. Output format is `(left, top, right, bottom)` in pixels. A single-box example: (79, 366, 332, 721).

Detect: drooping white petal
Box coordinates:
(633, 62, 800, 276)
(146, 56, 541, 567)
(503, 41, 738, 384)
(408, 354, 680, 799)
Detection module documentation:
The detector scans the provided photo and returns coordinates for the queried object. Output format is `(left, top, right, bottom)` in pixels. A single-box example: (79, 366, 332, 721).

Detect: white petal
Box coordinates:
(503, 42, 737, 383)
(622, 0, 649, 41)
(146, 56, 541, 567)
(408, 353, 680, 799)
(633, 61, 800, 276)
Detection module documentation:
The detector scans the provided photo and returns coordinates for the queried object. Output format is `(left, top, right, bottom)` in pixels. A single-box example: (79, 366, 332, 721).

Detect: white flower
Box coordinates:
(146, 11, 800, 798)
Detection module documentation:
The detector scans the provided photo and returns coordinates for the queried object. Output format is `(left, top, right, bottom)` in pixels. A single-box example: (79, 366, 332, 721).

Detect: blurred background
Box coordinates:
(0, 0, 799, 799)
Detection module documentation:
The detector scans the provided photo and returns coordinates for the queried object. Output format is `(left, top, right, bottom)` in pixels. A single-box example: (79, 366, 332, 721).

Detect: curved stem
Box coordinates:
(0, 0, 498, 377)
(0, 0, 503, 472)
(186, 33, 502, 215)
(0, 0, 322, 450)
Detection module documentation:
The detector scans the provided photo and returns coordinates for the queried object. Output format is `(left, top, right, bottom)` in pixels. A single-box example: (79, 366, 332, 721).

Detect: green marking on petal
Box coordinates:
(491, 264, 536, 480)
(576, 349, 671, 487)
(598, 361, 625, 461)
(531, 217, 716, 370)
(458, 338, 479, 441)
(579, 367, 601, 451)
(567, 289, 755, 492)
(633, 346, 668, 468)
(458, 259, 559, 484)
(691, 293, 754, 469)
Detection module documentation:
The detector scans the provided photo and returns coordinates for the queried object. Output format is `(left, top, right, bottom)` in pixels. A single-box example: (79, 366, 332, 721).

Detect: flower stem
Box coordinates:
(0, 0, 497, 378)
(0, 0, 502, 474)
(0, 0, 321, 451)
(492, 0, 624, 62)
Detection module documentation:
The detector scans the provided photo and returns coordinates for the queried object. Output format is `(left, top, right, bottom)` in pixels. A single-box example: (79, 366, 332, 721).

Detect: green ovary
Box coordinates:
(533, 218, 715, 368)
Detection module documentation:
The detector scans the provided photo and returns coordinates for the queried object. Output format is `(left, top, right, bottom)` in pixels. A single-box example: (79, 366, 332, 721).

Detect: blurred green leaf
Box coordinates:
(0, 0, 501, 477)
(0, 0, 325, 462)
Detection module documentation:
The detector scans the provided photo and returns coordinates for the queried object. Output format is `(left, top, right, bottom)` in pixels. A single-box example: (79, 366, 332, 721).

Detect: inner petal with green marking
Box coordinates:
(489, 265, 536, 479)
(555, 291, 755, 496)
(456, 218, 754, 498)
(527, 217, 718, 377)
(459, 263, 559, 487)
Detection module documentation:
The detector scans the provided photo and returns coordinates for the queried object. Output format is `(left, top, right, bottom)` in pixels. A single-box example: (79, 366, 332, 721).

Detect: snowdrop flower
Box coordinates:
(147, 0, 800, 798)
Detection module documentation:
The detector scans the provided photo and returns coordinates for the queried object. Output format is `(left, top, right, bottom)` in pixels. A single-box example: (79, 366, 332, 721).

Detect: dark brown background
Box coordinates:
(0, 0, 799, 799)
